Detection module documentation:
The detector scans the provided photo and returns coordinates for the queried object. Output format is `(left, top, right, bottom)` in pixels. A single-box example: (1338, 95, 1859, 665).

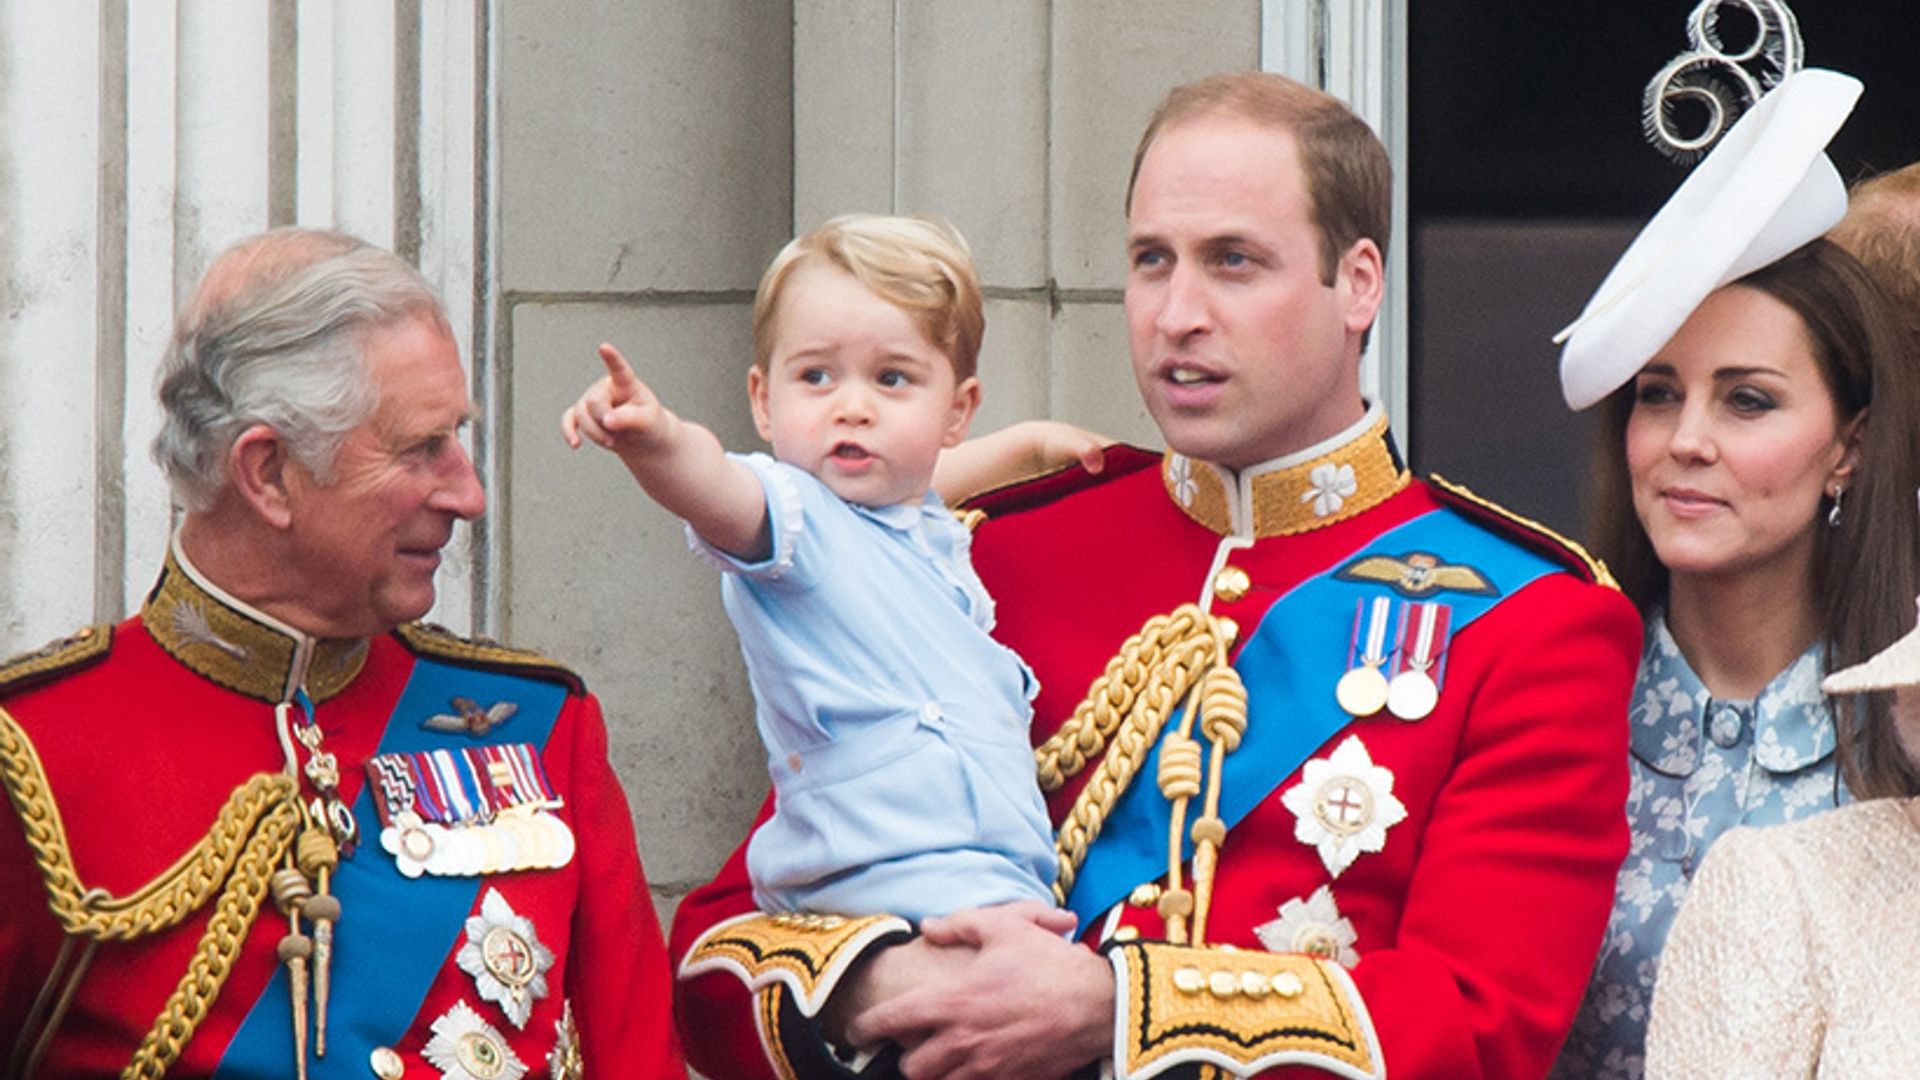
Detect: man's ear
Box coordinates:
(227, 424, 296, 529)
(942, 376, 983, 448)
(748, 366, 774, 443)
(1336, 238, 1384, 338)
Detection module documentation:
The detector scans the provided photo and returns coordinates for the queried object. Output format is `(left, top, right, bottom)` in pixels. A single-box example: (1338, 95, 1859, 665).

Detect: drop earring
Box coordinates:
(1828, 484, 1845, 528)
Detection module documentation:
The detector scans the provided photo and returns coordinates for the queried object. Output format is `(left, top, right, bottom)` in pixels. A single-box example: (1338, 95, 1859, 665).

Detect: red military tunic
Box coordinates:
(672, 412, 1638, 1079)
(0, 547, 684, 1079)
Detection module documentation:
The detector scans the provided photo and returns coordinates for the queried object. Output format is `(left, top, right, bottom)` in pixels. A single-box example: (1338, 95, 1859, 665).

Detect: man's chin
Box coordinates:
(376, 583, 442, 632)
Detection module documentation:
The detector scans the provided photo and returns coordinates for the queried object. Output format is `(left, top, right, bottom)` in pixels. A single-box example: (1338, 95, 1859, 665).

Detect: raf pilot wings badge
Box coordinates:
(1333, 552, 1499, 599)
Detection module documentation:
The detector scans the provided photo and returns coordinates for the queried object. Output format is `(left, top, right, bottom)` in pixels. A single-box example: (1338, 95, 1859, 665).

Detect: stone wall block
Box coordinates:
(499, 1, 794, 292)
(1050, 0, 1260, 291)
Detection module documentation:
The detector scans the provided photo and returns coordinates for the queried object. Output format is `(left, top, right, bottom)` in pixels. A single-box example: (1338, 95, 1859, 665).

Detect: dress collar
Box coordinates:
(1629, 610, 1835, 777)
(1160, 402, 1410, 539)
(140, 535, 370, 704)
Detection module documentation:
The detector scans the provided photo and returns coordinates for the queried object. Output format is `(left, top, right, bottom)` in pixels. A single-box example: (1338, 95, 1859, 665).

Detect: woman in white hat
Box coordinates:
(1551, 69, 1920, 1079)
(1643, 598, 1920, 1076)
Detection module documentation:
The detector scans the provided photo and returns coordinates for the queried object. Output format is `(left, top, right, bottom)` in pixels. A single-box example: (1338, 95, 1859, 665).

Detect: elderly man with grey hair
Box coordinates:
(0, 228, 684, 1080)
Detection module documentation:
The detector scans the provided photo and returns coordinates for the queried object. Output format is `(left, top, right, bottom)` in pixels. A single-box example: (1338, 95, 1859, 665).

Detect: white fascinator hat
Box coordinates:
(1555, 68, 1863, 411)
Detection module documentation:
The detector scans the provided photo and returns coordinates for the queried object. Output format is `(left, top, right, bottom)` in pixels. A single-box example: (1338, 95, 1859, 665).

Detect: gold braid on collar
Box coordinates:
(1161, 411, 1409, 539)
(141, 552, 368, 704)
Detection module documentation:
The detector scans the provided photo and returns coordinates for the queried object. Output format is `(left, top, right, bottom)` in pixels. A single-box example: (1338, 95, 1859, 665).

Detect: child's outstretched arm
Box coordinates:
(561, 343, 770, 560)
(932, 420, 1109, 505)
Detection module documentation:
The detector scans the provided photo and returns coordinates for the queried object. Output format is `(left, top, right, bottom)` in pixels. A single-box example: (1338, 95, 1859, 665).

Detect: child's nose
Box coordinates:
(834, 387, 876, 424)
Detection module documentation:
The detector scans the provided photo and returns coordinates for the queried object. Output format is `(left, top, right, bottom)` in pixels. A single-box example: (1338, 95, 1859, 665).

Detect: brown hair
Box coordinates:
(751, 214, 984, 381)
(1584, 239, 1920, 799)
(1829, 162, 1920, 352)
(1125, 72, 1392, 286)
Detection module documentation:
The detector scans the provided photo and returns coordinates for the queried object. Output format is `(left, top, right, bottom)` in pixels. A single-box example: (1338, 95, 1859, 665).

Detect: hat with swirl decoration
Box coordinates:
(1554, 0, 1861, 411)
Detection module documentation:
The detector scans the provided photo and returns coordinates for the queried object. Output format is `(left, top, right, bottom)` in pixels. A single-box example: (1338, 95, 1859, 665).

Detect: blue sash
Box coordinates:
(1066, 507, 1560, 926)
(215, 659, 566, 1077)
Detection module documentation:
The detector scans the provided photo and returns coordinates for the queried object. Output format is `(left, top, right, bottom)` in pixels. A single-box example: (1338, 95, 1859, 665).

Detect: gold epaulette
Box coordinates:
(1106, 941, 1384, 1080)
(679, 911, 913, 1017)
(396, 622, 584, 695)
(1428, 474, 1619, 591)
(0, 625, 113, 698)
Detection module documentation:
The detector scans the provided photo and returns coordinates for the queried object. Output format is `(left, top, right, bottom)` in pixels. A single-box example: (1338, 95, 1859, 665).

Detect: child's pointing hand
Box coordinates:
(561, 343, 673, 453)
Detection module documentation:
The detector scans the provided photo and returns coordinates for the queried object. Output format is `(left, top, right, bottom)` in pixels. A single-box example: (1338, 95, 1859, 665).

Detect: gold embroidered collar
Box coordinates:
(141, 542, 369, 704)
(1161, 405, 1410, 539)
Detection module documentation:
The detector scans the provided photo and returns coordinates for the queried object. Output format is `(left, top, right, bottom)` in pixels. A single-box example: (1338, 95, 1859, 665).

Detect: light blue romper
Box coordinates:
(1550, 611, 1845, 1080)
(691, 454, 1058, 924)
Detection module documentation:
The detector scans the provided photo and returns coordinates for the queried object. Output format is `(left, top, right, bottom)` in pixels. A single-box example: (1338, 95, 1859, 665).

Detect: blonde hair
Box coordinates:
(752, 214, 984, 380)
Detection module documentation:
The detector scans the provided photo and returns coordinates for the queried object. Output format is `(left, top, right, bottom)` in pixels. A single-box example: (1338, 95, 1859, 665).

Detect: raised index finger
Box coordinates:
(598, 342, 642, 394)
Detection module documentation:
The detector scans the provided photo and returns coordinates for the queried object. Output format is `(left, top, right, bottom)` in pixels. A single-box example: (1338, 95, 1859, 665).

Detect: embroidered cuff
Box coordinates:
(679, 911, 913, 1018)
(1105, 940, 1383, 1080)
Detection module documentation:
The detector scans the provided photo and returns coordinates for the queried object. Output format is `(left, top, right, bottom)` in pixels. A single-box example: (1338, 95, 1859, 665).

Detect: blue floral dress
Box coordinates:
(1549, 611, 1846, 1080)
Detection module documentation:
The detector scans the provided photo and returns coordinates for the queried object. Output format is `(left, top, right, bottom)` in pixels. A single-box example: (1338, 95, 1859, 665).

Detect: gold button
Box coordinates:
(1112, 925, 1140, 942)
(1173, 966, 1206, 994)
(1271, 971, 1305, 999)
(1208, 970, 1239, 998)
(74, 627, 94, 640)
(1215, 617, 1240, 648)
(1128, 883, 1162, 908)
(1212, 566, 1251, 603)
(1240, 970, 1270, 998)
(370, 1046, 404, 1079)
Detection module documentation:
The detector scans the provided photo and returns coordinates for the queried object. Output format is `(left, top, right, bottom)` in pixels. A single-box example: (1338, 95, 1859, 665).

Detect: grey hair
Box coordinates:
(152, 228, 450, 510)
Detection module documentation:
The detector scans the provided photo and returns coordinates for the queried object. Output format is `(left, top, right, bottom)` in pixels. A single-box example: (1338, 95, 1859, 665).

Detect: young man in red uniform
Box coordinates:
(673, 73, 1640, 1080)
(0, 229, 684, 1079)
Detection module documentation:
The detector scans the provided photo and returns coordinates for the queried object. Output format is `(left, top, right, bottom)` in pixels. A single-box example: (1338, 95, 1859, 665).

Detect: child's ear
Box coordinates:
(942, 375, 982, 448)
(748, 365, 774, 442)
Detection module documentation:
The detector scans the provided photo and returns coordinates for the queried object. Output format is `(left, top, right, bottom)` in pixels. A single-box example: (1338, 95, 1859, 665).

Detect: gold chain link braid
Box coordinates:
(1036, 605, 1236, 903)
(1035, 606, 1214, 791)
(123, 795, 300, 1079)
(1, 706, 302, 1076)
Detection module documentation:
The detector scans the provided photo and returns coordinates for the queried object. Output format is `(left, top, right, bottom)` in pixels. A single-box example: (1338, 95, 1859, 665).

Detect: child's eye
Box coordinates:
(799, 368, 831, 387)
(877, 370, 909, 389)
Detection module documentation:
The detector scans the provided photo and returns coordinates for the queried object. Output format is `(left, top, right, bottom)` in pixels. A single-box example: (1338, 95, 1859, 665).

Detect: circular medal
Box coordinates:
(546, 815, 577, 868)
(500, 814, 538, 871)
(1334, 666, 1390, 717)
(476, 825, 511, 875)
(1386, 670, 1438, 721)
(447, 827, 486, 876)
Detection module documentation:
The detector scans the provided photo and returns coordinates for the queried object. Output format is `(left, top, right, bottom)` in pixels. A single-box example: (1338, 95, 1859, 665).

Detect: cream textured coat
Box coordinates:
(1646, 798, 1920, 1078)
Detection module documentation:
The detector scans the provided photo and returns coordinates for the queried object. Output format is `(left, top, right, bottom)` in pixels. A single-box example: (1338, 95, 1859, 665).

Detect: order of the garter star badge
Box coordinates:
(458, 888, 554, 1029)
(1280, 736, 1407, 878)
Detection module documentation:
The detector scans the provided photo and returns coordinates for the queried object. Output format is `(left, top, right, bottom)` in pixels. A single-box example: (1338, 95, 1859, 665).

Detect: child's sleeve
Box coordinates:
(686, 452, 814, 585)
